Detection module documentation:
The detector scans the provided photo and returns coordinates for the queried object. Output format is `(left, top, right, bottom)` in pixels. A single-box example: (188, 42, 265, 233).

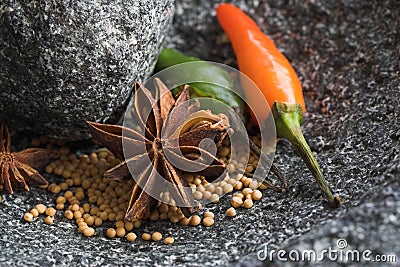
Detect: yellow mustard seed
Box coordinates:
(125, 221, 134, 231)
(56, 203, 65, 210)
(190, 215, 201, 226)
(44, 165, 53, 174)
(94, 217, 103, 227)
(142, 233, 151, 241)
(236, 173, 244, 181)
(227, 177, 237, 185)
(115, 221, 124, 229)
(219, 180, 227, 188)
(115, 213, 124, 222)
(56, 196, 66, 204)
(72, 177, 82, 187)
(77, 221, 87, 229)
(98, 182, 107, 191)
(75, 191, 85, 201)
(163, 237, 174, 245)
(35, 204, 46, 214)
(193, 177, 202, 186)
(197, 185, 205, 193)
(233, 181, 243, 190)
(81, 179, 91, 190)
(96, 197, 104, 206)
(64, 210, 74, 220)
(85, 216, 94, 226)
(245, 165, 254, 173)
(63, 178, 73, 187)
(64, 191, 73, 199)
(231, 196, 243, 208)
(242, 188, 253, 196)
(227, 163, 235, 173)
(83, 227, 95, 237)
(233, 192, 244, 199)
(225, 207, 237, 217)
(218, 147, 230, 157)
(210, 194, 220, 203)
(54, 167, 64, 176)
(88, 195, 97, 204)
(243, 199, 254, 209)
(159, 213, 168, 220)
(169, 214, 180, 223)
(78, 225, 88, 234)
(116, 227, 126, 237)
(44, 216, 54, 225)
(90, 206, 99, 216)
(181, 217, 191, 226)
(106, 228, 116, 238)
(158, 204, 169, 214)
(126, 232, 137, 242)
(249, 180, 259, 190)
(203, 191, 213, 199)
(29, 208, 39, 218)
(242, 178, 252, 187)
(76, 218, 85, 223)
(204, 211, 214, 219)
(69, 198, 80, 205)
(149, 210, 160, 221)
(45, 207, 56, 217)
(202, 217, 214, 227)
(70, 204, 80, 212)
(98, 211, 108, 221)
(193, 191, 203, 200)
(223, 183, 234, 193)
(73, 210, 82, 219)
(62, 169, 71, 179)
(252, 190, 262, 200)
(214, 187, 223, 196)
(133, 220, 141, 229)
(205, 183, 215, 194)
(24, 212, 34, 222)
(82, 203, 90, 213)
(152, 232, 163, 241)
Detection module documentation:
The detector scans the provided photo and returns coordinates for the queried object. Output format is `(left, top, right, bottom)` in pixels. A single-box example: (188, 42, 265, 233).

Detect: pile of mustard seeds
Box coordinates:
(22, 136, 271, 244)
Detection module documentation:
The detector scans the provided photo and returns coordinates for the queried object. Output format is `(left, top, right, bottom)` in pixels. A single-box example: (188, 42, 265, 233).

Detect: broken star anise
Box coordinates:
(0, 124, 59, 194)
(87, 78, 230, 221)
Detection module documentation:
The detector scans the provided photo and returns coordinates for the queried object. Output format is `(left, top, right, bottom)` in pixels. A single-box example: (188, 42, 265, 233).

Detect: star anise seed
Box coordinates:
(87, 78, 230, 221)
(0, 124, 60, 194)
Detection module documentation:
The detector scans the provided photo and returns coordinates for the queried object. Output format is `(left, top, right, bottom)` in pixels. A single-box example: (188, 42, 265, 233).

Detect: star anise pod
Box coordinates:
(87, 79, 229, 221)
(0, 124, 59, 194)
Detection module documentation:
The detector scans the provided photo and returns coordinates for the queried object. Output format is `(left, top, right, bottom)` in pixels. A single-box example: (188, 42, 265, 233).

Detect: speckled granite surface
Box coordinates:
(0, 0, 399, 266)
(0, 1, 174, 140)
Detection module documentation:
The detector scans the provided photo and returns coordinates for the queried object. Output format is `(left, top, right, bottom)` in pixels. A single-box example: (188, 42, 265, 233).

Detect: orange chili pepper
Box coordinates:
(216, 3, 340, 207)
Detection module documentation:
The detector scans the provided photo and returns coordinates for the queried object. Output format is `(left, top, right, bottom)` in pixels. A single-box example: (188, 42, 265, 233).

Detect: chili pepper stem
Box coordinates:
(272, 101, 340, 207)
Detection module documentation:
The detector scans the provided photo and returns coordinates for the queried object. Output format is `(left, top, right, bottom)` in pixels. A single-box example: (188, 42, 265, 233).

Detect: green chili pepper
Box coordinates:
(155, 47, 245, 116)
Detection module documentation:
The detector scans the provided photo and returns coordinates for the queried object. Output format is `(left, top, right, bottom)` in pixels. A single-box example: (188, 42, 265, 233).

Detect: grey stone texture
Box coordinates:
(0, 0, 174, 140)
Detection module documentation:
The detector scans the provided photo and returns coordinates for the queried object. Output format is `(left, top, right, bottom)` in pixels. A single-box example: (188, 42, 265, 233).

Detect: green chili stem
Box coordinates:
(272, 102, 340, 207)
